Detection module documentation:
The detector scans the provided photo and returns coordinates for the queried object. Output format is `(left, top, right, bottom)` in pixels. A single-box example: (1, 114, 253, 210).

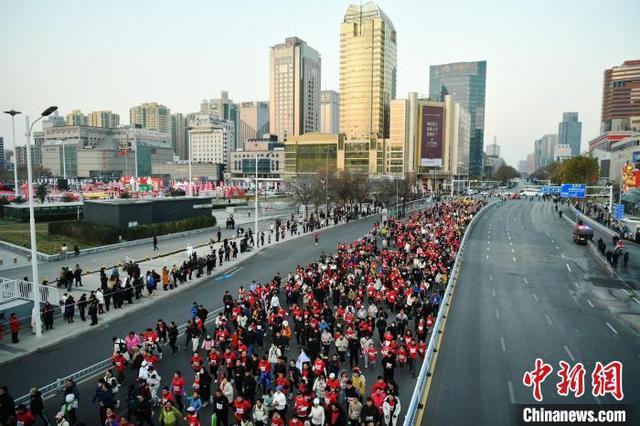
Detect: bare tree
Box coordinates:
(288, 174, 317, 218)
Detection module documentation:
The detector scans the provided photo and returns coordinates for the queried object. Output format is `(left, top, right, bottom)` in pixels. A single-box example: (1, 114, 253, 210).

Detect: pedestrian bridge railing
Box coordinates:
(402, 200, 496, 426)
(0, 278, 60, 305)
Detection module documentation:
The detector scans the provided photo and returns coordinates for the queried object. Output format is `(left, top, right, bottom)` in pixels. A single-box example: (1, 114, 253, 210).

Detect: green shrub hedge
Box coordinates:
(49, 215, 217, 245)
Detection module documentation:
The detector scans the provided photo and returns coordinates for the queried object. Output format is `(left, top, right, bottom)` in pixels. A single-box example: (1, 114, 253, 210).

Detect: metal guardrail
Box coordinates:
(402, 200, 495, 426)
(0, 279, 61, 305)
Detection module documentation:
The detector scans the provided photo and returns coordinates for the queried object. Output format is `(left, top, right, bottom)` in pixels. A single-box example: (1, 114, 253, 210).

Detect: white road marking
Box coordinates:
(606, 322, 618, 335)
(500, 337, 506, 352)
(633, 297, 640, 305)
(556, 245, 560, 250)
(545, 232, 550, 238)
(564, 345, 576, 362)
(509, 242, 513, 246)
(513, 256, 517, 262)
(495, 309, 500, 319)
(566, 264, 572, 272)
(489, 274, 494, 281)
(486, 247, 490, 251)
(587, 299, 595, 308)
(545, 314, 553, 326)
(487, 254, 490, 260)
(561, 254, 565, 259)
(508, 236, 511, 240)
(507, 381, 516, 404)
(523, 278, 529, 284)
(492, 289, 496, 297)
(532, 293, 539, 302)
(551, 239, 555, 243)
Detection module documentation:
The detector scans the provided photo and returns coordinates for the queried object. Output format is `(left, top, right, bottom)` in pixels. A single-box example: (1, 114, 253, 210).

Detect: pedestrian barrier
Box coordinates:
(0, 278, 60, 305)
(402, 200, 496, 426)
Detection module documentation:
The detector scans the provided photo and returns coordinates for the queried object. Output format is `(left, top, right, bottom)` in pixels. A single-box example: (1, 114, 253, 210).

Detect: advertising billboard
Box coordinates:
(420, 105, 444, 167)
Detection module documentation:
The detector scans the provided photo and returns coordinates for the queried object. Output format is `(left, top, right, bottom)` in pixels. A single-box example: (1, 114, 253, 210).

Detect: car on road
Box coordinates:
(573, 224, 594, 244)
(511, 192, 520, 199)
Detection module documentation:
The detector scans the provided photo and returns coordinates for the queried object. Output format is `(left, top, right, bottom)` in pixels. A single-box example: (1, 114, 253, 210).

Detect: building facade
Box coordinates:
(151, 162, 222, 181)
(558, 112, 582, 156)
(66, 110, 88, 126)
(187, 113, 235, 166)
(269, 37, 321, 142)
(429, 60, 487, 177)
(320, 90, 340, 134)
(601, 60, 640, 132)
(171, 113, 189, 160)
(284, 133, 343, 175)
(0, 137, 4, 170)
(534, 134, 558, 170)
(340, 2, 397, 141)
(87, 110, 120, 128)
(229, 138, 285, 185)
(201, 91, 239, 151)
(238, 101, 270, 149)
(129, 102, 171, 134)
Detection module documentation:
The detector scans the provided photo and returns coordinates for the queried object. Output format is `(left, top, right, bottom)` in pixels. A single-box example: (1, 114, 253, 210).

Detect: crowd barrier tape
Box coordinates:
(403, 200, 496, 426)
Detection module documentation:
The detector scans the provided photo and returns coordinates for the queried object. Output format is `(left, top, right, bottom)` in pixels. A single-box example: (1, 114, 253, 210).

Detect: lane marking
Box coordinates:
(489, 274, 494, 281)
(545, 314, 553, 326)
(511, 248, 515, 253)
(495, 309, 500, 319)
(556, 245, 560, 250)
(633, 297, 640, 305)
(509, 242, 513, 246)
(545, 232, 550, 238)
(532, 293, 539, 302)
(507, 381, 516, 404)
(605, 322, 618, 335)
(500, 336, 506, 352)
(486, 247, 490, 251)
(492, 289, 496, 297)
(587, 299, 595, 308)
(566, 264, 572, 272)
(561, 254, 565, 259)
(523, 277, 529, 284)
(551, 239, 555, 243)
(486, 254, 490, 260)
(513, 256, 517, 262)
(564, 345, 576, 362)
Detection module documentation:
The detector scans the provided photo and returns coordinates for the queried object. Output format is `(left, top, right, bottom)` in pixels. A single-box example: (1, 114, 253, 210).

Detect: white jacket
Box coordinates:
(383, 397, 401, 426)
(310, 405, 325, 426)
(273, 391, 287, 411)
(268, 345, 281, 364)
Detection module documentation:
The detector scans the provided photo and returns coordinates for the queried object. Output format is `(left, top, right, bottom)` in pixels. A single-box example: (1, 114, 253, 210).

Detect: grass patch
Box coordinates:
(0, 219, 96, 255)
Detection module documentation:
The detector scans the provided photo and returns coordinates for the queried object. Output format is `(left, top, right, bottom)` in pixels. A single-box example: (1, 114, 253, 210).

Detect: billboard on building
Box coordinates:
(420, 105, 444, 167)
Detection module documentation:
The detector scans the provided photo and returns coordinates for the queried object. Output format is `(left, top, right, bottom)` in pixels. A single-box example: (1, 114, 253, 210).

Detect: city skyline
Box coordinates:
(1, 0, 639, 167)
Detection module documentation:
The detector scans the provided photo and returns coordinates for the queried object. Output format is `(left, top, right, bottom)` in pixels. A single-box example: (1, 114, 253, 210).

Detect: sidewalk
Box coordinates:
(0, 209, 380, 366)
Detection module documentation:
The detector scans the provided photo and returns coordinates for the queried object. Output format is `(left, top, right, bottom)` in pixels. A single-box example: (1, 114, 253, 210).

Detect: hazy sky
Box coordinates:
(1, 0, 639, 166)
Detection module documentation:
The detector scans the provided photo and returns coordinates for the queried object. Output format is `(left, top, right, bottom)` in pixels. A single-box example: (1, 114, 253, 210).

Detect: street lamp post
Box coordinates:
(254, 157, 258, 246)
(24, 106, 58, 338)
(3, 110, 22, 197)
(324, 148, 335, 225)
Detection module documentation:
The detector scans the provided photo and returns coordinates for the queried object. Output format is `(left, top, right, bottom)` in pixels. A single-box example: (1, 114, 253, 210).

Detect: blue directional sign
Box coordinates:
(560, 183, 586, 198)
(541, 186, 561, 194)
(614, 204, 624, 220)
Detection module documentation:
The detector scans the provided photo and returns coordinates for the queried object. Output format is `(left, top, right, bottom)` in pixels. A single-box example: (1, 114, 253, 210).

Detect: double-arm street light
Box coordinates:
(24, 106, 58, 337)
(323, 147, 336, 224)
(3, 110, 22, 197)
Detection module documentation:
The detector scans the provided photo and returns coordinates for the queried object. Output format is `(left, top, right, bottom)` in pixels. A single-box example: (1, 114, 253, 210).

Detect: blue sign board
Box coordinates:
(560, 183, 586, 198)
(541, 186, 561, 194)
(614, 204, 624, 220)
(633, 151, 640, 163)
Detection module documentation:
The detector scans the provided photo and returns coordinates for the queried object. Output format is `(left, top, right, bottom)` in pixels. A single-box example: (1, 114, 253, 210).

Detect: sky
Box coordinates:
(1, 0, 639, 167)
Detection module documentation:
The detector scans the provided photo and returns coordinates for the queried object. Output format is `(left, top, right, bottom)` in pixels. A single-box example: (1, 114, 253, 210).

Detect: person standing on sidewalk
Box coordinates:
(74, 264, 83, 287)
(9, 313, 20, 343)
(153, 236, 159, 251)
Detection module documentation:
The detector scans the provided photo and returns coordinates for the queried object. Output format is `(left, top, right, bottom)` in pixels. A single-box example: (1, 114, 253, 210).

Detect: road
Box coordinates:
(424, 199, 640, 425)
(4, 214, 420, 424)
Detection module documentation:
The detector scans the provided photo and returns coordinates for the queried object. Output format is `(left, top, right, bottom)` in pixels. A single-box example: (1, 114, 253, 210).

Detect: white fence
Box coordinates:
(0, 278, 60, 305)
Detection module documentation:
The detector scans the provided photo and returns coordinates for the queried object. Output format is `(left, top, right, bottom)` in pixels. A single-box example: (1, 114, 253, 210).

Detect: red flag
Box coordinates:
(118, 149, 127, 157)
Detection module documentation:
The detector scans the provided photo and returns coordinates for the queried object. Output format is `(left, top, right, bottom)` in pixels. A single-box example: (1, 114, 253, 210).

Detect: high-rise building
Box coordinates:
(0, 137, 4, 170)
(269, 37, 321, 142)
(16, 132, 44, 169)
(238, 101, 270, 149)
(66, 110, 88, 126)
(534, 134, 558, 170)
(171, 113, 189, 160)
(201, 91, 239, 150)
(486, 141, 500, 157)
(517, 160, 528, 174)
(340, 2, 397, 141)
(88, 110, 120, 128)
(558, 112, 582, 156)
(42, 111, 66, 129)
(601, 60, 640, 132)
(130, 102, 171, 134)
(320, 91, 340, 134)
(188, 113, 235, 166)
(429, 61, 487, 176)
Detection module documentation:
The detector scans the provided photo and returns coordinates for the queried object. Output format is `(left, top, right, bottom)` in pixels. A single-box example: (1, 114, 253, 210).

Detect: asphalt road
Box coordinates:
(424, 199, 640, 425)
(4, 213, 420, 424)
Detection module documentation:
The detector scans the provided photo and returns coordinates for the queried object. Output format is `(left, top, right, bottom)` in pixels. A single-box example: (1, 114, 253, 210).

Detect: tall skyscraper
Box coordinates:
(269, 37, 321, 142)
(320, 90, 340, 134)
(601, 60, 640, 132)
(88, 111, 120, 128)
(129, 102, 171, 134)
(200, 91, 239, 150)
(171, 113, 189, 160)
(238, 101, 270, 148)
(340, 2, 397, 140)
(66, 110, 88, 126)
(558, 112, 582, 156)
(188, 113, 235, 166)
(429, 61, 487, 176)
(534, 134, 557, 170)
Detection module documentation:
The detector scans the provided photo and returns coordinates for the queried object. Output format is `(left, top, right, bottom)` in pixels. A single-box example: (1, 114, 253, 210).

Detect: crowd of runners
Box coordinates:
(0, 199, 483, 426)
